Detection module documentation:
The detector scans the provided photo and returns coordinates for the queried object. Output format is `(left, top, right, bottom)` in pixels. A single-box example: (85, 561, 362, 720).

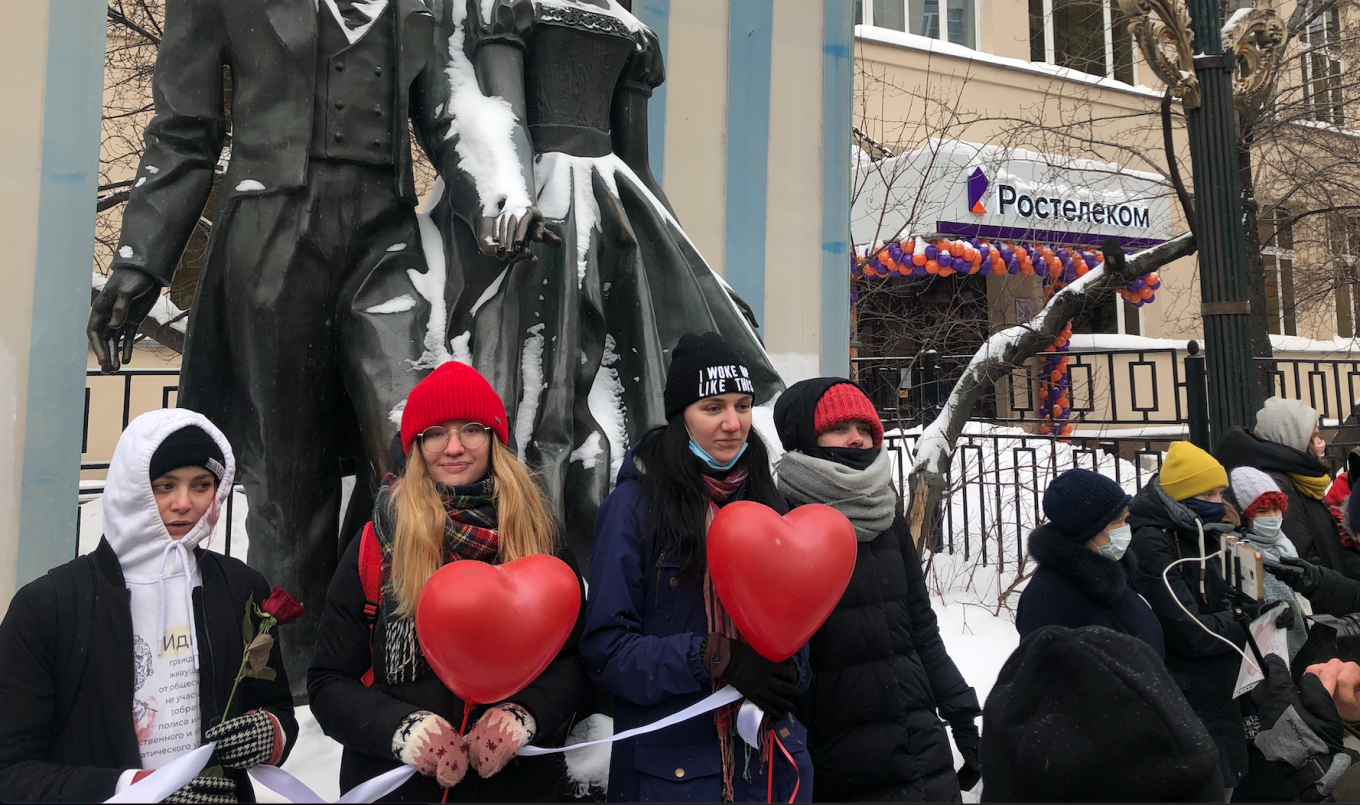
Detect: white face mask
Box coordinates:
(1097, 524, 1133, 561)
(1252, 515, 1284, 542)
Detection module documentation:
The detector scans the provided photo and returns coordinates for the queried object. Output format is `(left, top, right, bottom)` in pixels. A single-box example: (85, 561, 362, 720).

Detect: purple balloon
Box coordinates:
(979, 262, 991, 276)
(979, 244, 991, 261)
(1000, 247, 1013, 262)
(1007, 256, 1020, 274)
(938, 252, 954, 268)
(1132, 277, 1146, 291)
(1150, 279, 1162, 290)
(924, 244, 939, 260)
(888, 242, 905, 262)
(1035, 260, 1049, 277)
(875, 263, 889, 277)
(1145, 293, 1155, 304)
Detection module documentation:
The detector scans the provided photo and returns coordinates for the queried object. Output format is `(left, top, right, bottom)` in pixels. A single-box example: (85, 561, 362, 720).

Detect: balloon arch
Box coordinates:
(852, 235, 1163, 436)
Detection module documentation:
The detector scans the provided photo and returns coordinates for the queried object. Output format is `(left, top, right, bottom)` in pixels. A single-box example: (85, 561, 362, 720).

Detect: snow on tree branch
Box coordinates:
(906, 232, 1197, 545)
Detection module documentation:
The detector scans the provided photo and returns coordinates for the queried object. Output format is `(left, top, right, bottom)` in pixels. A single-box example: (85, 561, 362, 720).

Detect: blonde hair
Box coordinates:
(390, 437, 558, 616)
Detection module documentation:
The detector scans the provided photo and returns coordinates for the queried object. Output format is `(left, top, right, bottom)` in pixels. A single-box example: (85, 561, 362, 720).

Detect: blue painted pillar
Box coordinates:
(16, 2, 107, 586)
(724, 0, 774, 328)
(821, 0, 853, 377)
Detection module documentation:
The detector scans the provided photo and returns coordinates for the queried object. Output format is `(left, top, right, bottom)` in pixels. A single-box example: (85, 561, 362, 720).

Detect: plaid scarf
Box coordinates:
(372, 474, 500, 684)
(701, 466, 750, 801)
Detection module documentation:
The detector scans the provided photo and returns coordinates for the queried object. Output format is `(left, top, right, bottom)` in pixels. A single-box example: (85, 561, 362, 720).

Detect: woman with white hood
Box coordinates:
(0, 409, 296, 803)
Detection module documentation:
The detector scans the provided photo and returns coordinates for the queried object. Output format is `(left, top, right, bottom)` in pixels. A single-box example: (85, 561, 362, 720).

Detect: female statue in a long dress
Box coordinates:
(437, 0, 783, 566)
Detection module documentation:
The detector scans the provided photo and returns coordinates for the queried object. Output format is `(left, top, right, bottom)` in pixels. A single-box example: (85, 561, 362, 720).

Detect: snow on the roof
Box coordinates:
(855, 25, 1164, 100)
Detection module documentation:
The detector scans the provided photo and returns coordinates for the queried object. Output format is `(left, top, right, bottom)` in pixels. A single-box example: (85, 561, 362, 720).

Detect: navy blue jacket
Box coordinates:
(580, 450, 813, 803)
(1016, 524, 1166, 660)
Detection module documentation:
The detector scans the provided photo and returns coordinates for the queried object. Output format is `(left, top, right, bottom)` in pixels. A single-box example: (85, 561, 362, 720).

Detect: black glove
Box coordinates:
(1249, 655, 1355, 801)
(205, 711, 279, 769)
(164, 774, 237, 804)
(1270, 555, 1326, 596)
(1275, 603, 1297, 630)
(1346, 448, 1360, 484)
(703, 634, 800, 719)
(951, 722, 981, 791)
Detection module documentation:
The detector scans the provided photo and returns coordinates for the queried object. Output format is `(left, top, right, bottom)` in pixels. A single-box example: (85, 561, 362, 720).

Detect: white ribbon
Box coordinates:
(105, 742, 217, 803)
(250, 763, 416, 803)
(106, 689, 746, 803)
(518, 686, 745, 756)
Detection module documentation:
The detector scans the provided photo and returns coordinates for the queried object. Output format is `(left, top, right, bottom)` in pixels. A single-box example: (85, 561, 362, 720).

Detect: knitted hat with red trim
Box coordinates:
(813, 383, 884, 448)
(400, 361, 509, 454)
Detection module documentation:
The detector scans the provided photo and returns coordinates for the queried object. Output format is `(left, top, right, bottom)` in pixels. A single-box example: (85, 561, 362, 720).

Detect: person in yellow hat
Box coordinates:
(1125, 441, 1269, 798)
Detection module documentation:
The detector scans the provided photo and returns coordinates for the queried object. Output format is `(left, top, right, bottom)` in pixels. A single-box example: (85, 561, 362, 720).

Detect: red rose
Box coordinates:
(259, 588, 305, 625)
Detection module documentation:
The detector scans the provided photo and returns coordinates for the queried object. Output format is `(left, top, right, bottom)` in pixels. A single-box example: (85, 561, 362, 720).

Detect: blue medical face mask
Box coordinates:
(1184, 497, 1227, 523)
(1097, 524, 1133, 561)
(689, 437, 748, 472)
(1252, 515, 1284, 541)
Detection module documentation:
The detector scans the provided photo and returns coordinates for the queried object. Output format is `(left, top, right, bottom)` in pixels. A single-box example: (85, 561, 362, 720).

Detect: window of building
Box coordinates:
(1071, 281, 1142, 336)
(1330, 215, 1360, 338)
(1028, 0, 1135, 84)
(1260, 208, 1298, 337)
(855, 0, 979, 49)
(1300, 2, 1344, 126)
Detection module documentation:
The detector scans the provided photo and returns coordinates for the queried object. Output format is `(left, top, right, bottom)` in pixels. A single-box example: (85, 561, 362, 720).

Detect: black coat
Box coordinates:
(1126, 477, 1252, 788)
(1218, 426, 1360, 580)
(308, 534, 588, 802)
(1016, 524, 1166, 659)
(801, 514, 981, 803)
(0, 539, 297, 803)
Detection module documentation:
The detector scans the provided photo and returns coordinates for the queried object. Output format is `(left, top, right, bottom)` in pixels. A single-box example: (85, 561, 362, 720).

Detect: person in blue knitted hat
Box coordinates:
(1016, 469, 1165, 658)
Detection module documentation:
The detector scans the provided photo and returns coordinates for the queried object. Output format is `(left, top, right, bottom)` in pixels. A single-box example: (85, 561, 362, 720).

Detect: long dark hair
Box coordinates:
(634, 415, 785, 575)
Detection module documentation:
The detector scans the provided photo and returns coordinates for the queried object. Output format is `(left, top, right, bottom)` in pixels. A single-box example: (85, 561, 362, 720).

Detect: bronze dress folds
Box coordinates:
(436, 0, 783, 567)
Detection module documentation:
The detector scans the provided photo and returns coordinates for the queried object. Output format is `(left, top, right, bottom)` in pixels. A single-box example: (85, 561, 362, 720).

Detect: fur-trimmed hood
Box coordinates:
(1027, 523, 1135, 607)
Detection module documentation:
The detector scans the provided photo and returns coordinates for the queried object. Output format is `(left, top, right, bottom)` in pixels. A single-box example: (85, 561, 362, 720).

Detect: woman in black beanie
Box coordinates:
(1016, 469, 1165, 658)
(580, 332, 812, 803)
(774, 377, 981, 803)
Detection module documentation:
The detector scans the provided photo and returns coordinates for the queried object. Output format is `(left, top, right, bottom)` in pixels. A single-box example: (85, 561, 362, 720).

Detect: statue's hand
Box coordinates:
(476, 205, 563, 266)
(88, 267, 162, 373)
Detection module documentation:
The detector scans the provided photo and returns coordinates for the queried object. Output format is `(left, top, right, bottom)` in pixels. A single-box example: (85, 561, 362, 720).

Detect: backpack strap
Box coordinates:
(358, 522, 382, 687)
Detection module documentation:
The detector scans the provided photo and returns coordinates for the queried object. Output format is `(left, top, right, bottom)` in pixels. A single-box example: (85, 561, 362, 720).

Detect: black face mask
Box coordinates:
(1183, 497, 1227, 523)
(805, 445, 881, 471)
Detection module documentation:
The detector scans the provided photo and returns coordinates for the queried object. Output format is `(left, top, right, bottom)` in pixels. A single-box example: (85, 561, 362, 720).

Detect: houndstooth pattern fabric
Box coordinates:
(205, 711, 276, 769)
(164, 774, 237, 804)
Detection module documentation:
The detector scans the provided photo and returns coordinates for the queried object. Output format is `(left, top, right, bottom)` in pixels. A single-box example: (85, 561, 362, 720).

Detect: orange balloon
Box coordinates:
(1146, 272, 1159, 284)
(926, 259, 940, 274)
(1043, 344, 1055, 353)
(861, 264, 875, 277)
(1020, 263, 1035, 277)
(952, 241, 967, 258)
(1040, 423, 1053, 435)
(913, 253, 927, 267)
(1059, 356, 1070, 367)
(901, 239, 915, 254)
(1015, 247, 1028, 260)
(1057, 396, 1070, 408)
(1139, 286, 1154, 299)
(940, 265, 955, 277)
(1050, 370, 1062, 382)
(1075, 264, 1089, 277)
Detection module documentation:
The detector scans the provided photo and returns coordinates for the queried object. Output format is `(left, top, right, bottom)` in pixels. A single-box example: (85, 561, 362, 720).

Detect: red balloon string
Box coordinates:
(459, 701, 473, 735)
(441, 787, 449, 803)
(763, 728, 800, 804)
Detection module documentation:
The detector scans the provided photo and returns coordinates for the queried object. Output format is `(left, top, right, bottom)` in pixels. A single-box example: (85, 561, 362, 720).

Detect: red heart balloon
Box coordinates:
(707, 502, 858, 661)
(414, 554, 580, 704)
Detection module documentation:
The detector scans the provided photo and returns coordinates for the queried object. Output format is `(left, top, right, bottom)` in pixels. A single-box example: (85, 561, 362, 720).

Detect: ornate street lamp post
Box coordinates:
(1119, 0, 1284, 447)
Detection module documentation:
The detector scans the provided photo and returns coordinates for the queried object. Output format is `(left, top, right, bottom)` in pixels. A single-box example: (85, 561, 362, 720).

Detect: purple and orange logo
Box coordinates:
(967, 167, 989, 214)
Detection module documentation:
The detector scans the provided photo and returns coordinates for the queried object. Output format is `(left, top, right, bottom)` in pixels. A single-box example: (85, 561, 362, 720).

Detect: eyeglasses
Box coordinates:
(418, 423, 490, 454)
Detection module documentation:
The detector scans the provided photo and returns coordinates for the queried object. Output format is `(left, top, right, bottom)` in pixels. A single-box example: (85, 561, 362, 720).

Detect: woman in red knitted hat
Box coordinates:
(309, 361, 586, 802)
(772, 378, 982, 802)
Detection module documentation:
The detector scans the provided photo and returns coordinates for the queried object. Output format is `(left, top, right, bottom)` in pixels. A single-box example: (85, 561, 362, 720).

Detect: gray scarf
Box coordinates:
(776, 449, 897, 541)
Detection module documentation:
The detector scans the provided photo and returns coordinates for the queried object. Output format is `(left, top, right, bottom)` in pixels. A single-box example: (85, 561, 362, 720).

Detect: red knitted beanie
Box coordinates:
(813, 383, 884, 447)
(400, 361, 509, 454)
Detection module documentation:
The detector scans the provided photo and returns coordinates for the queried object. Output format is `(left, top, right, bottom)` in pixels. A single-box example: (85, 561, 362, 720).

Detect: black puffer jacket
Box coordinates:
(1017, 524, 1165, 659)
(0, 539, 297, 803)
(1126, 476, 1251, 789)
(309, 535, 588, 802)
(801, 514, 981, 802)
(1219, 426, 1360, 580)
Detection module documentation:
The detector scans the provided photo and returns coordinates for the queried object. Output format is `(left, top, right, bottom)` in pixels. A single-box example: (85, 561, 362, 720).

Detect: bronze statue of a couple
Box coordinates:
(88, 0, 781, 690)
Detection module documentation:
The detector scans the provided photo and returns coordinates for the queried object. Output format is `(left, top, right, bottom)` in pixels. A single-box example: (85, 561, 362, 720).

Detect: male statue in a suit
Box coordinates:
(88, 0, 552, 693)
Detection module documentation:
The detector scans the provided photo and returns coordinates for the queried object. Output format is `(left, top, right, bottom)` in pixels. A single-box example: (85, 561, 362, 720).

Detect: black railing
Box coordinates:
(79, 367, 242, 560)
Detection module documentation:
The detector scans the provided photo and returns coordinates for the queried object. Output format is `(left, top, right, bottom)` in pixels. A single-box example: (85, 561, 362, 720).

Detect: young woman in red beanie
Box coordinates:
(309, 361, 586, 802)
(772, 377, 981, 803)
